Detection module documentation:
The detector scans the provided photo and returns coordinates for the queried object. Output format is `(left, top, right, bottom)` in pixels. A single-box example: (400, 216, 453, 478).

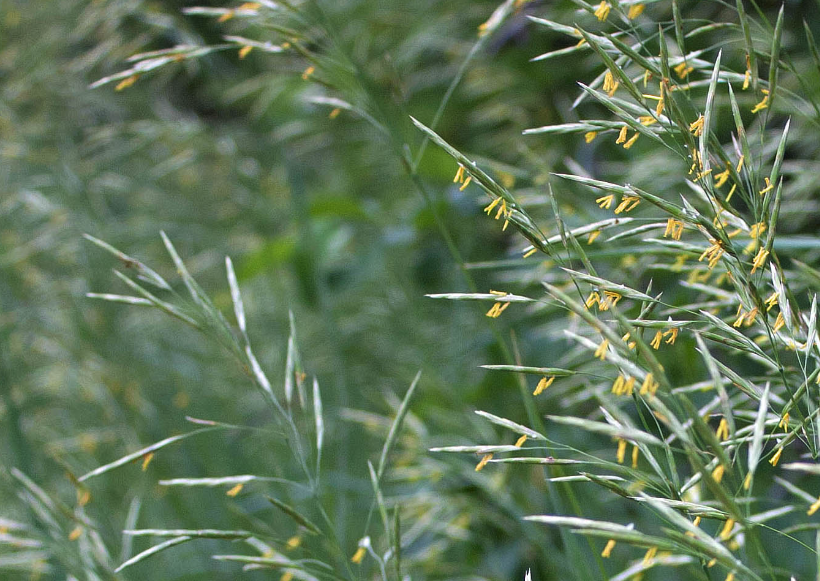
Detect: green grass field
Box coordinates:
(4, 1, 820, 579)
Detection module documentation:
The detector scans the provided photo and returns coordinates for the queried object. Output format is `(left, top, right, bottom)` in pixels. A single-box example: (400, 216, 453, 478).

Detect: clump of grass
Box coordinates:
(10, 1, 820, 579)
(425, 1, 820, 579)
(75, 233, 421, 577)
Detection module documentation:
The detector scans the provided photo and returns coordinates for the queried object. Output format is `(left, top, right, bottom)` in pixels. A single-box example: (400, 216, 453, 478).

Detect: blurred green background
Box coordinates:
(3, 0, 820, 579)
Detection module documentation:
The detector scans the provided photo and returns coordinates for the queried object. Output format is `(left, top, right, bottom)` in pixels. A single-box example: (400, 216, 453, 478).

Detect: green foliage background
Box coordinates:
(3, 0, 820, 580)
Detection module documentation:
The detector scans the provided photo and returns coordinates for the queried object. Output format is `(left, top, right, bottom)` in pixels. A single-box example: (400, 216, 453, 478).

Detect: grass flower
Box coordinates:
(594, 1, 611, 22)
(533, 376, 555, 395)
(627, 3, 645, 19)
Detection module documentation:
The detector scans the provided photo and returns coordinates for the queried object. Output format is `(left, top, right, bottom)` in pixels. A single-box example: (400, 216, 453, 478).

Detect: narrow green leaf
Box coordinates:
(475, 410, 545, 440)
(546, 415, 663, 447)
(266, 496, 322, 536)
(368, 461, 390, 541)
(225, 256, 246, 335)
(377, 371, 421, 480)
(748, 382, 771, 480)
(115, 537, 192, 573)
(768, 5, 784, 111)
(79, 429, 217, 482)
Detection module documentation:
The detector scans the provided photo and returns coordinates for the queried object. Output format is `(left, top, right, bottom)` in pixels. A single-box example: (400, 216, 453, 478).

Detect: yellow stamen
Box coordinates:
(616, 439, 627, 464)
(631, 444, 639, 468)
(759, 177, 774, 196)
(639, 115, 657, 126)
(615, 125, 628, 144)
(726, 573, 735, 581)
(603, 70, 619, 97)
(475, 453, 493, 471)
(141, 452, 154, 471)
(495, 199, 509, 220)
(515, 434, 528, 447)
(594, 339, 609, 360)
(611, 375, 625, 395)
(773, 312, 785, 333)
(585, 131, 598, 143)
(239, 45, 253, 59)
(301, 66, 315, 80)
(650, 330, 663, 350)
(765, 291, 779, 311)
(614, 195, 640, 214)
(714, 168, 731, 188)
(586, 292, 601, 309)
(594, 1, 611, 22)
(600, 291, 622, 311)
(484, 197, 501, 215)
(627, 3, 645, 19)
(286, 535, 302, 550)
(712, 464, 725, 483)
(596, 194, 614, 210)
(218, 10, 235, 23)
(779, 413, 790, 431)
(587, 229, 602, 244)
(351, 546, 367, 564)
(115, 75, 138, 91)
(601, 538, 616, 558)
(226, 483, 244, 497)
(674, 61, 694, 79)
(726, 183, 737, 202)
(769, 446, 783, 466)
(809, 497, 820, 516)
(689, 115, 704, 137)
(744, 472, 752, 490)
(485, 301, 511, 319)
(751, 248, 769, 274)
(664, 218, 684, 241)
(623, 132, 639, 149)
(733, 304, 746, 328)
(523, 247, 538, 258)
(640, 373, 658, 396)
(749, 222, 767, 239)
(77, 489, 91, 507)
(698, 240, 724, 270)
(453, 164, 465, 183)
(459, 176, 473, 191)
(663, 327, 678, 345)
(716, 418, 729, 441)
(643, 546, 657, 565)
(69, 527, 83, 541)
(533, 376, 555, 396)
(694, 168, 713, 182)
(329, 108, 341, 119)
(751, 89, 769, 114)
